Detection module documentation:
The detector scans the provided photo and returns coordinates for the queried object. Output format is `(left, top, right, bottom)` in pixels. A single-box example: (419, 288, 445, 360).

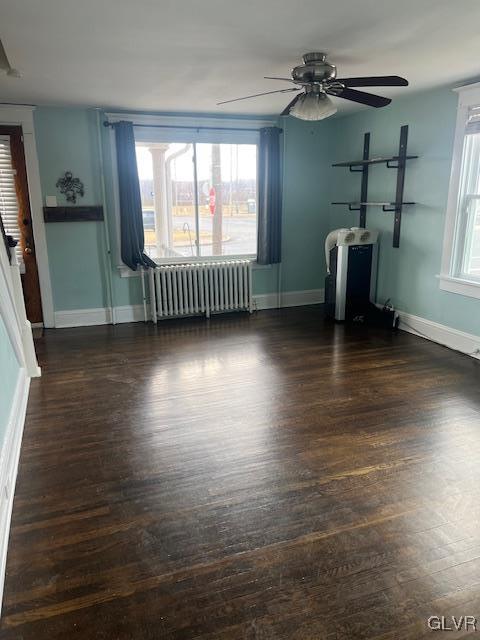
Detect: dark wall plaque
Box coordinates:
(43, 206, 104, 223)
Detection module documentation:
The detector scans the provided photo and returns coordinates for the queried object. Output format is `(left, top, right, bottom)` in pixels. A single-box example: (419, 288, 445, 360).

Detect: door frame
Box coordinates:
(0, 105, 54, 327)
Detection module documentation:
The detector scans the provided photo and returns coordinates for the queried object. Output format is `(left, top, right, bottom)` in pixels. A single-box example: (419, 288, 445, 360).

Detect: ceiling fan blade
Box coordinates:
(328, 87, 391, 108)
(0, 39, 12, 71)
(335, 75, 408, 87)
(217, 87, 299, 106)
(265, 76, 309, 86)
(265, 76, 298, 83)
(281, 93, 303, 116)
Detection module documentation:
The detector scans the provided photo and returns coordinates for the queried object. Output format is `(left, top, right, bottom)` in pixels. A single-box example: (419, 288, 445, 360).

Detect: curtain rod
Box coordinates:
(103, 121, 282, 133)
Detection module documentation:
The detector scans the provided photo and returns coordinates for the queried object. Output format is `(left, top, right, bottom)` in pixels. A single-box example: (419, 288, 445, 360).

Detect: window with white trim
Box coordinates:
(451, 107, 480, 280)
(134, 128, 258, 262)
(441, 85, 480, 298)
(107, 114, 277, 272)
(0, 135, 22, 264)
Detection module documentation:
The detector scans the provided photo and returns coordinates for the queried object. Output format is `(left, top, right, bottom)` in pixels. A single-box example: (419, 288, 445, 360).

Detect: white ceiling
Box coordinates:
(1, 0, 480, 116)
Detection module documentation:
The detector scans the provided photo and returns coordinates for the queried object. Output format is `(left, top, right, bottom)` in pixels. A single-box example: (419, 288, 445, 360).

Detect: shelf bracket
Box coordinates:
(349, 166, 364, 173)
(359, 132, 370, 228)
(392, 125, 409, 248)
(348, 205, 361, 212)
(386, 160, 399, 169)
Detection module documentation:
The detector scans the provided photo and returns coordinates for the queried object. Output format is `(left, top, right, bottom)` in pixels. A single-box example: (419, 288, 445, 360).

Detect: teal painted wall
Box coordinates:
(34, 108, 110, 310)
(244, 116, 333, 295)
(33, 107, 331, 311)
(328, 86, 480, 337)
(34, 89, 478, 336)
(280, 116, 332, 293)
(0, 318, 20, 446)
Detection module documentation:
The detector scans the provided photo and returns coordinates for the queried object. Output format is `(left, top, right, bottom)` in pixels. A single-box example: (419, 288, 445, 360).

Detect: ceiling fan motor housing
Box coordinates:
(292, 52, 337, 83)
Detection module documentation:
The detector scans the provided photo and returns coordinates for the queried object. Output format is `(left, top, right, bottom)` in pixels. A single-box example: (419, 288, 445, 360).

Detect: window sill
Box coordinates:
(438, 274, 480, 300)
(118, 265, 143, 278)
(117, 256, 270, 278)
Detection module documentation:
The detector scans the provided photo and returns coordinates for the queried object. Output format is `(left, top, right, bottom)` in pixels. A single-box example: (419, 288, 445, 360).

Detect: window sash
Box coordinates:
(452, 124, 480, 281)
(452, 194, 480, 280)
(135, 136, 258, 261)
(439, 85, 480, 299)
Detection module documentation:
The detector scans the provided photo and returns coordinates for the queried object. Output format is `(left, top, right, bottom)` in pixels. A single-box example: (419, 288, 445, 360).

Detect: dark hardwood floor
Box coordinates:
(2, 306, 480, 639)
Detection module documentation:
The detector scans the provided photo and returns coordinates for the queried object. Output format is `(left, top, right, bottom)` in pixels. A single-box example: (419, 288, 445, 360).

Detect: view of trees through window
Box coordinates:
(135, 142, 257, 260)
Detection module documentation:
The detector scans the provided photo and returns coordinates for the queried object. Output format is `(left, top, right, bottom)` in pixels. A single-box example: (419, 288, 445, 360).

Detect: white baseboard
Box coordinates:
(254, 288, 325, 310)
(52, 296, 480, 361)
(113, 305, 147, 324)
(54, 307, 110, 328)
(54, 304, 147, 328)
(54, 290, 325, 327)
(0, 368, 30, 612)
(398, 311, 480, 359)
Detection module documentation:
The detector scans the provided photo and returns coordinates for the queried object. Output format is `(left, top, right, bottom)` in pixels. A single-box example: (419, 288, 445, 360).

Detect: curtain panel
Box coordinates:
(114, 121, 156, 270)
(257, 127, 282, 265)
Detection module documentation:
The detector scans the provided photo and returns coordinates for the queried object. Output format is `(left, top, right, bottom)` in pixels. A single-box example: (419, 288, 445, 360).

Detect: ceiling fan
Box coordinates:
(0, 38, 21, 78)
(217, 52, 408, 121)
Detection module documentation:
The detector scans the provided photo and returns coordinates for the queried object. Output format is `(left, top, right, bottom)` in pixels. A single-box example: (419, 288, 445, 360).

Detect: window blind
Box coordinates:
(0, 135, 22, 263)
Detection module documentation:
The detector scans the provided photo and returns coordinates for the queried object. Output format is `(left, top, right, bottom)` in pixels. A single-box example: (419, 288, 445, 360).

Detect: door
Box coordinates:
(0, 125, 43, 323)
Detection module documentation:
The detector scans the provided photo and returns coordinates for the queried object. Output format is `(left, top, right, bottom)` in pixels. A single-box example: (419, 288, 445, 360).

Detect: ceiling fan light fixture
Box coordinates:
(289, 91, 337, 121)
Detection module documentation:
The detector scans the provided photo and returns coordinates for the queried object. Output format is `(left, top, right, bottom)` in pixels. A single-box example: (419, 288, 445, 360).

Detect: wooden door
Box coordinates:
(0, 125, 43, 324)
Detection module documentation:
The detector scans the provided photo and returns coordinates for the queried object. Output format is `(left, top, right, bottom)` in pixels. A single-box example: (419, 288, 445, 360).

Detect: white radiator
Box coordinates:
(147, 260, 253, 322)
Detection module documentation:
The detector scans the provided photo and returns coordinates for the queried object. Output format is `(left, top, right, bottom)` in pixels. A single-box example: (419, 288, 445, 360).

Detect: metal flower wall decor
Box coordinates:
(56, 171, 85, 204)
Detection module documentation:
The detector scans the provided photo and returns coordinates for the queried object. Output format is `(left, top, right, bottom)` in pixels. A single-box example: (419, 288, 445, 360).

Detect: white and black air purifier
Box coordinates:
(325, 227, 379, 322)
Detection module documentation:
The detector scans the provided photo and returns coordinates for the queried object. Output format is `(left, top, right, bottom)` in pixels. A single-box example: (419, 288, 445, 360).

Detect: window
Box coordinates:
(135, 139, 258, 261)
(441, 84, 480, 298)
(0, 135, 22, 264)
(452, 108, 480, 280)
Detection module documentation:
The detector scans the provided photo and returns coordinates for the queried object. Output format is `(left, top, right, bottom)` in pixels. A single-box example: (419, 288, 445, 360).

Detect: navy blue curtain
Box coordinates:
(257, 127, 282, 265)
(114, 121, 156, 270)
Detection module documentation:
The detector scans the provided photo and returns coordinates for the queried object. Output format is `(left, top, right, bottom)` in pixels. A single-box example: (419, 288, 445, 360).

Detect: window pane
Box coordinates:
(463, 197, 480, 278)
(454, 130, 480, 279)
(136, 143, 197, 260)
(195, 143, 257, 257)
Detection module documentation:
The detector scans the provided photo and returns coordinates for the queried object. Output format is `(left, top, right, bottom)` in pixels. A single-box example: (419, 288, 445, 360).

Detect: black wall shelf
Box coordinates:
(332, 201, 415, 211)
(43, 205, 104, 223)
(332, 155, 418, 169)
(331, 125, 417, 247)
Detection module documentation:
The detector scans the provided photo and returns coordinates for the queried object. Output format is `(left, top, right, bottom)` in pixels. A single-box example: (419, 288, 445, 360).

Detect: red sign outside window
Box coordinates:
(209, 187, 216, 215)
